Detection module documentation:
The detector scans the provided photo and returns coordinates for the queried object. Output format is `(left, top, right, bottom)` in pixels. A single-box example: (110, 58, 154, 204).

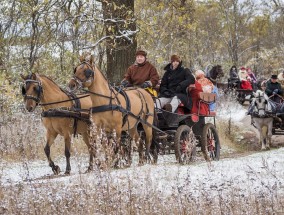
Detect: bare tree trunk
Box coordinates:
(102, 0, 137, 84)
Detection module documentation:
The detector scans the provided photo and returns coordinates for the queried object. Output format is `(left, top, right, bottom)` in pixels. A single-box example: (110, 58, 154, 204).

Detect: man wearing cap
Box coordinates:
(121, 50, 159, 88)
(157, 54, 195, 113)
(265, 75, 283, 102)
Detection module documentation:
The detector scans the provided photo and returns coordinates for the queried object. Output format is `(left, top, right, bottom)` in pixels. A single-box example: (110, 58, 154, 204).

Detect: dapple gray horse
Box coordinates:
(249, 90, 274, 150)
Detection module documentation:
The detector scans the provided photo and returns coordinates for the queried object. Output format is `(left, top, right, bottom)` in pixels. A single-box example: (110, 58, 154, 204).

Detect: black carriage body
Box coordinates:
(154, 104, 220, 162)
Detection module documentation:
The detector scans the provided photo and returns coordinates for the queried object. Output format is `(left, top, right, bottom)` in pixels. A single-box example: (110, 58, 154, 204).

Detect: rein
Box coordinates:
(22, 77, 90, 107)
(81, 88, 116, 99)
(39, 94, 90, 106)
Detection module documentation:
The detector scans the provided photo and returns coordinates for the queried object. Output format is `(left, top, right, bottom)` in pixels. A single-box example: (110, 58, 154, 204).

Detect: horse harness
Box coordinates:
(82, 86, 157, 132)
(22, 76, 90, 136)
(73, 61, 163, 133)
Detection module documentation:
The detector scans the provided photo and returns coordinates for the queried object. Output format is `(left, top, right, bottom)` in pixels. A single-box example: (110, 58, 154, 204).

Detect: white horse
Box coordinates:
(250, 90, 274, 150)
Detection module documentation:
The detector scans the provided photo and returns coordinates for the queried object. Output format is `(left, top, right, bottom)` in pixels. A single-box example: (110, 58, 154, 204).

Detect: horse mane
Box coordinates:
(38, 74, 67, 93)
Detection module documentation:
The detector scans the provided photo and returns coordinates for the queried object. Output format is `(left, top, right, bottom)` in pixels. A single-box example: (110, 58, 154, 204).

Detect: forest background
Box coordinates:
(0, 0, 283, 114)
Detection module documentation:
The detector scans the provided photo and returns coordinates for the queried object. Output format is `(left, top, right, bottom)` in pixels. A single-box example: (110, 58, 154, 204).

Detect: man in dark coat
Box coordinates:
(228, 65, 240, 89)
(265, 74, 283, 103)
(157, 54, 195, 112)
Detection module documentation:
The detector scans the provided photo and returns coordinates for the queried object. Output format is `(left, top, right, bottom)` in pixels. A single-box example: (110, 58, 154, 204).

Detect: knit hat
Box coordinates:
(170, 54, 181, 63)
(135, 50, 147, 57)
(271, 74, 278, 79)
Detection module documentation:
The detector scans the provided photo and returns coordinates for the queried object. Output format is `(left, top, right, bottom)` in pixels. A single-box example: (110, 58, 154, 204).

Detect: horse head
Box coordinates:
(207, 65, 224, 83)
(252, 90, 269, 116)
(20, 73, 43, 112)
(69, 53, 95, 91)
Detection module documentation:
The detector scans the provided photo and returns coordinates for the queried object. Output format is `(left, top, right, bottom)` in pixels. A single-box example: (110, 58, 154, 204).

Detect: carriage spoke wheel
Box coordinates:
(201, 123, 220, 161)
(174, 125, 196, 164)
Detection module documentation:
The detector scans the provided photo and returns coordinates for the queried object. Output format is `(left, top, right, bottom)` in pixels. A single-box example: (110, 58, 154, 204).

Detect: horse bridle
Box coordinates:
(72, 61, 95, 90)
(254, 94, 268, 112)
(22, 79, 43, 105)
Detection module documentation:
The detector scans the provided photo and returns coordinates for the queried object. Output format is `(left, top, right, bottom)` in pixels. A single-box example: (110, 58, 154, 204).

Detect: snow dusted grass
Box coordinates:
(1, 106, 284, 214)
(0, 150, 284, 214)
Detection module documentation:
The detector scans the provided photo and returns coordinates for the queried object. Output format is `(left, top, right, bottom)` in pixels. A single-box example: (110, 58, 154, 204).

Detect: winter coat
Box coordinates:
(196, 74, 214, 93)
(124, 61, 159, 87)
(240, 80, 253, 90)
(229, 66, 239, 79)
(265, 80, 283, 96)
(159, 62, 195, 110)
(189, 81, 209, 115)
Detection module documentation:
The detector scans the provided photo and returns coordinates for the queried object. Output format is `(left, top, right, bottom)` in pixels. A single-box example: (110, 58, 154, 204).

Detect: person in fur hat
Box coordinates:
(157, 54, 195, 112)
(121, 49, 159, 89)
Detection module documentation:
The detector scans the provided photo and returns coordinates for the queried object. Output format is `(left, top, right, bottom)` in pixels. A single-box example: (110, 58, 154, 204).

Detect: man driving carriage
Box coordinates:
(265, 74, 283, 103)
(157, 54, 195, 113)
(121, 50, 160, 92)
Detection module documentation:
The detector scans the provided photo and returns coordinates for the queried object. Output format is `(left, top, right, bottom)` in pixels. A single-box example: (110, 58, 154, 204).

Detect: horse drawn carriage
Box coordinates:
(226, 78, 254, 105)
(249, 90, 284, 151)
(21, 57, 221, 174)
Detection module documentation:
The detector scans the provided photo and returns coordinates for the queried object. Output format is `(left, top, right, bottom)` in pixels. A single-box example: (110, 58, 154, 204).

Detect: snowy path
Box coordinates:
(1, 148, 284, 198)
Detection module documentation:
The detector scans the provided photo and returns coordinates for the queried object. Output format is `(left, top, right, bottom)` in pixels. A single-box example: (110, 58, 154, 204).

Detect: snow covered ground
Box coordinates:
(1, 148, 284, 196)
(1, 99, 283, 214)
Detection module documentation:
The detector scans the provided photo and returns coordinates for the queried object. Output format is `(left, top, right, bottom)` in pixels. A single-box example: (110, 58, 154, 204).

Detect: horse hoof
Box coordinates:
(64, 171, 71, 175)
(53, 165, 60, 175)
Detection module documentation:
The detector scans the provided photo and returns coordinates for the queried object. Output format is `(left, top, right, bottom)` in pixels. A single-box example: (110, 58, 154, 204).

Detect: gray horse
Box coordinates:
(249, 90, 274, 150)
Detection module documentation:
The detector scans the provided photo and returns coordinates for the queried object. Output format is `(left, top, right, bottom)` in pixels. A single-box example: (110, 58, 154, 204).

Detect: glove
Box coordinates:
(273, 91, 277, 95)
(121, 80, 130, 87)
(141, 81, 151, 88)
(175, 85, 182, 93)
(273, 89, 279, 93)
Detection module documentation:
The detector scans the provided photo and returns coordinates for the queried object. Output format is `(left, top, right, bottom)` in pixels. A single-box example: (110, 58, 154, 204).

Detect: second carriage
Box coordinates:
(225, 78, 254, 105)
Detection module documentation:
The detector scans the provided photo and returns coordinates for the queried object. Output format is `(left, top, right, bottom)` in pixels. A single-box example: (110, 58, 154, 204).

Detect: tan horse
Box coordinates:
(21, 73, 93, 174)
(68, 55, 155, 165)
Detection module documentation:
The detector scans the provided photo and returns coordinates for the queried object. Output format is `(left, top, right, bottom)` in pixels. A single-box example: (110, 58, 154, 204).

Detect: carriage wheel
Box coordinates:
(174, 125, 196, 164)
(201, 123, 220, 161)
